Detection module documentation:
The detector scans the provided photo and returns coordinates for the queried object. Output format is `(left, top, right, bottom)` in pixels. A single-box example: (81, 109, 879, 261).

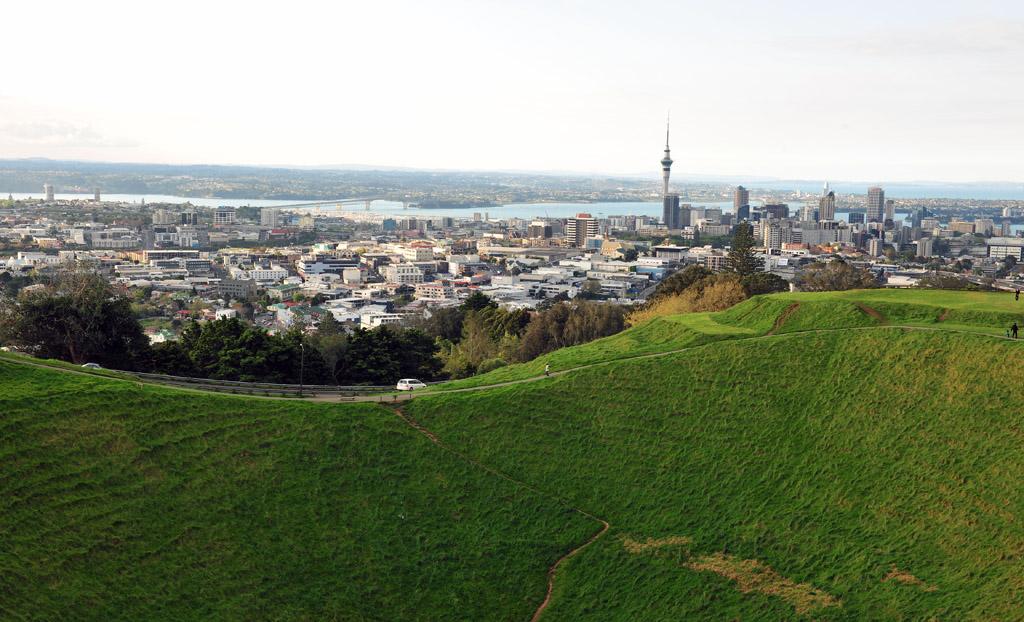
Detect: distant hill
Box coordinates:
(4, 289, 1024, 619)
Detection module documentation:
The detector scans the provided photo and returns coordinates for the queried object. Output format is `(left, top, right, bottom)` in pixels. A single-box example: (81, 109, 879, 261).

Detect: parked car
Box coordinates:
(81, 363, 102, 370)
(396, 379, 427, 391)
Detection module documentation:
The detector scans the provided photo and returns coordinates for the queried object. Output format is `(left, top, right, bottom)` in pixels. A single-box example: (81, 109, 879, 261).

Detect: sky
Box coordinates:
(2, 0, 1023, 183)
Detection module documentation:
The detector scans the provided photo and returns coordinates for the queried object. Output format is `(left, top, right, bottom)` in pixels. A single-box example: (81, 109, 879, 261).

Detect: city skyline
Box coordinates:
(2, 1, 1023, 182)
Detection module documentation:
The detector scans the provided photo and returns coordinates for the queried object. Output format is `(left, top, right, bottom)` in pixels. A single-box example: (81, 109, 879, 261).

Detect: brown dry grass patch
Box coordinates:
(683, 552, 841, 615)
(622, 536, 692, 554)
(883, 566, 938, 591)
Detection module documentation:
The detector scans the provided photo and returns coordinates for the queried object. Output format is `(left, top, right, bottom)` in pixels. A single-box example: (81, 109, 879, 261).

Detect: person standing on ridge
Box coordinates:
(545, 364, 550, 377)
(1013, 323, 1019, 339)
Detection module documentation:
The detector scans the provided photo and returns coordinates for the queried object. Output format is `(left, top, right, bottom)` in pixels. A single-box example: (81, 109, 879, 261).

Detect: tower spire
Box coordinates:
(660, 113, 673, 197)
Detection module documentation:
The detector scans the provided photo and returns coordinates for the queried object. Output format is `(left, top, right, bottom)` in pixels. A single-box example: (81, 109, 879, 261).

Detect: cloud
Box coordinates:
(0, 121, 139, 148)
(778, 19, 1024, 57)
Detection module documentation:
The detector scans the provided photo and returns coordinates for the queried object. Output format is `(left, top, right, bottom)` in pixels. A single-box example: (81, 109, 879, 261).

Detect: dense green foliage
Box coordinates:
(414, 297, 625, 379)
(155, 318, 441, 385)
(793, 258, 880, 291)
(726, 221, 762, 277)
(0, 363, 594, 620)
(0, 263, 151, 369)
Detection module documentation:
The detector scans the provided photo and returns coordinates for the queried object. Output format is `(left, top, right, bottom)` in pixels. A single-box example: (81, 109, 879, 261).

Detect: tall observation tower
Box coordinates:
(660, 117, 673, 196)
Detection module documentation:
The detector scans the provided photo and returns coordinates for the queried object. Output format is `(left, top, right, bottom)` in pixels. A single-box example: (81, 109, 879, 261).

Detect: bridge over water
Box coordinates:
(267, 197, 412, 210)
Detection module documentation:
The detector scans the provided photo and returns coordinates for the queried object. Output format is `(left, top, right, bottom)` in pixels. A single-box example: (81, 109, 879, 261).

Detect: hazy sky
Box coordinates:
(3, 0, 1023, 182)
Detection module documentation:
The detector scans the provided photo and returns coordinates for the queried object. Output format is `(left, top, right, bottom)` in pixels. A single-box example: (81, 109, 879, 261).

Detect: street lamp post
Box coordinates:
(299, 342, 305, 397)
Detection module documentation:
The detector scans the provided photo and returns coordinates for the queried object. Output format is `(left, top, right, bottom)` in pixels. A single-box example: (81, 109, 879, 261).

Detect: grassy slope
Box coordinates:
(437, 289, 1024, 390)
(0, 361, 595, 621)
(408, 327, 1024, 620)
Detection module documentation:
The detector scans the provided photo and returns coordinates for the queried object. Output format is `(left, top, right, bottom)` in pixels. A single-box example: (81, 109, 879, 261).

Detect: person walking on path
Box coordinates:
(1016, 289, 1020, 301)
(545, 364, 550, 377)
(1013, 323, 1019, 339)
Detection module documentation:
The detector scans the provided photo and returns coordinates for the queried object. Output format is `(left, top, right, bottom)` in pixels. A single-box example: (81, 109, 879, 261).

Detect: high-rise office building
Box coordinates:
(866, 187, 884, 222)
(798, 204, 818, 222)
(849, 212, 865, 225)
(527, 221, 552, 239)
(734, 186, 749, 212)
(736, 204, 750, 221)
(93, 187, 101, 202)
(213, 206, 236, 226)
(868, 237, 883, 257)
(181, 210, 199, 226)
(885, 199, 895, 223)
(764, 203, 789, 219)
(566, 213, 600, 247)
(44, 184, 54, 202)
(660, 118, 673, 197)
(261, 208, 281, 227)
(819, 182, 836, 221)
(152, 209, 177, 225)
(663, 194, 681, 229)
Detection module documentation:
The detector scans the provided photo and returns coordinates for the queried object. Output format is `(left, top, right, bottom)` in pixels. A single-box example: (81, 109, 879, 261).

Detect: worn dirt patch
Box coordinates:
(853, 302, 885, 323)
(684, 552, 841, 615)
(883, 566, 938, 591)
(767, 303, 801, 336)
(622, 536, 692, 554)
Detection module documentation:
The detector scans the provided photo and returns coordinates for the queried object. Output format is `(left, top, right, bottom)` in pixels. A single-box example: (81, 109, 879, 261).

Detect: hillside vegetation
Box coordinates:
(5, 289, 1024, 620)
(409, 325, 1024, 620)
(435, 289, 1024, 389)
(0, 362, 594, 620)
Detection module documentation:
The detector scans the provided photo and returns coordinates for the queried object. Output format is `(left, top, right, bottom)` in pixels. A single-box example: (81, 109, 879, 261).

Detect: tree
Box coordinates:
(460, 291, 497, 313)
(727, 222, 763, 277)
(917, 274, 977, 290)
(739, 272, 790, 296)
(793, 259, 880, 292)
(622, 248, 639, 262)
(649, 265, 714, 302)
(0, 261, 151, 369)
(316, 311, 342, 337)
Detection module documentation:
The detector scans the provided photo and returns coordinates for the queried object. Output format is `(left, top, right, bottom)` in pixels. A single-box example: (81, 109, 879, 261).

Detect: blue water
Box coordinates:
(10, 181, 1024, 222)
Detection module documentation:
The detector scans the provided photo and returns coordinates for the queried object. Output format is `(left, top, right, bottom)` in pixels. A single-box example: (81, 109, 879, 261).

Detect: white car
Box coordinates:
(81, 363, 102, 370)
(396, 379, 427, 391)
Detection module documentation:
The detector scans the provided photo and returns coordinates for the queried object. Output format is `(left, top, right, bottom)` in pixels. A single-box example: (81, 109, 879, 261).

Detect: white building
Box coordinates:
(381, 263, 424, 284)
(261, 208, 281, 227)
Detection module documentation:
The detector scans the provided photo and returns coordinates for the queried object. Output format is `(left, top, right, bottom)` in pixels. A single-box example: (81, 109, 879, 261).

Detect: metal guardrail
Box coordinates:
(125, 370, 449, 391)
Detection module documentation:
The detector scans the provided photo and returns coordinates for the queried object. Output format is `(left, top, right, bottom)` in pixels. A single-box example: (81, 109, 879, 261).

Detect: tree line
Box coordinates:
(0, 263, 627, 384)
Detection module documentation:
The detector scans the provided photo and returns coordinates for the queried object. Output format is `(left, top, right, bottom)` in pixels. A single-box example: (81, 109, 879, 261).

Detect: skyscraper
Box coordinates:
(566, 213, 600, 247)
(663, 194, 681, 230)
(885, 199, 895, 223)
(660, 117, 673, 197)
(866, 187, 885, 222)
(44, 184, 54, 202)
(93, 187, 101, 202)
(734, 186, 749, 212)
(818, 182, 836, 222)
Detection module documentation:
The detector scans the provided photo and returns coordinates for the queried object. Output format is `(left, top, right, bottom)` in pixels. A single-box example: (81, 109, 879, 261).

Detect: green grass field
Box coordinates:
(409, 327, 1024, 620)
(0, 362, 595, 620)
(6, 288, 1024, 620)
(436, 289, 1024, 390)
